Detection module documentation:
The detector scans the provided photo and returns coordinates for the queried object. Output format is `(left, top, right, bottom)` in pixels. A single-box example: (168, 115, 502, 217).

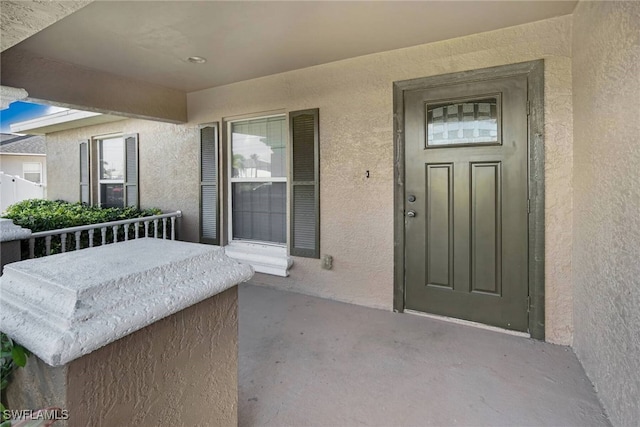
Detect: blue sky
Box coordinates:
(0, 101, 67, 133)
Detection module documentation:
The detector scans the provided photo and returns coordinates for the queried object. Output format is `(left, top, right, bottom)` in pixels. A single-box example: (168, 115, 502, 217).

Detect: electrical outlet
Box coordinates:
(322, 254, 333, 270)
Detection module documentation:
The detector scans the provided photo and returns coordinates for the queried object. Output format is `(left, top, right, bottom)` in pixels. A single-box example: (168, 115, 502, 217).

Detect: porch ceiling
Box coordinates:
(3, 1, 577, 93)
(0, 1, 92, 52)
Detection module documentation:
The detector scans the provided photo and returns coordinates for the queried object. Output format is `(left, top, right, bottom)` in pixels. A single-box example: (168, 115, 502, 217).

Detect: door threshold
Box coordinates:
(404, 310, 531, 338)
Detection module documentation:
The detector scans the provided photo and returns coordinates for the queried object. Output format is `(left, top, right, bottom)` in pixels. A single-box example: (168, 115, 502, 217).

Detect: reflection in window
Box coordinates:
(231, 117, 285, 178)
(230, 115, 287, 245)
(98, 137, 125, 208)
(99, 137, 124, 180)
(100, 183, 124, 208)
(427, 97, 499, 146)
(232, 182, 286, 244)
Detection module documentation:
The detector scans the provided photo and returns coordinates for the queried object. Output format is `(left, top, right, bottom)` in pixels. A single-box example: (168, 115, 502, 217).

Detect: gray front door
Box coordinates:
(404, 75, 529, 332)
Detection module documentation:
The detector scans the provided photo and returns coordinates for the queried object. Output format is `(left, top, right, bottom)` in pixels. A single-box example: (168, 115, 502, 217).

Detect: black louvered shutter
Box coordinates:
(123, 134, 139, 207)
(200, 124, 219, 245)
(290, 109, 320, 258)
(79, 140, 90, 204)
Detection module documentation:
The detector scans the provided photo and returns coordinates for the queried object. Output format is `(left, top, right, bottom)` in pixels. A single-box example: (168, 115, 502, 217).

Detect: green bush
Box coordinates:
(3, 199, 161, 231)
(2, 199, 166, 258)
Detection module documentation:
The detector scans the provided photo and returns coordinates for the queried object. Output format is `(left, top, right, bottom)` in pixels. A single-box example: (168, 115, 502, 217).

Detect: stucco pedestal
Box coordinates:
(0, 238, 253, 426)
(0, 218, 31, 275)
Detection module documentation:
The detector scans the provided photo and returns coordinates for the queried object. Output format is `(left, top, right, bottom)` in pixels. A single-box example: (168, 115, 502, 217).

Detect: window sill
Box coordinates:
(224, 242, 293, 277)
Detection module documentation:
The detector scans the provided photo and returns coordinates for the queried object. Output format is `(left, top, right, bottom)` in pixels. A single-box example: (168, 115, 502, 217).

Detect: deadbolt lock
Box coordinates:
(408, 195, 416, 202)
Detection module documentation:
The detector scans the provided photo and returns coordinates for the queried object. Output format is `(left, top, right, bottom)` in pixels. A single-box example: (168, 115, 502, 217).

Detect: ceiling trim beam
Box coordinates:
(1, 49, 187, 123)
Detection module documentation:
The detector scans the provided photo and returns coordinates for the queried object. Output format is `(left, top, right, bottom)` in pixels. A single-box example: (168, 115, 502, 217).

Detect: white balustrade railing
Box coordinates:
(27, 211, 182, 258)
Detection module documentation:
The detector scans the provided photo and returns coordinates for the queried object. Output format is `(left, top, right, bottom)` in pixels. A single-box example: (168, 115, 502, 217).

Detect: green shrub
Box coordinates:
(2, 199, 166, 258)
(1, 332, 29, 419)
(3, 199, 161, 231)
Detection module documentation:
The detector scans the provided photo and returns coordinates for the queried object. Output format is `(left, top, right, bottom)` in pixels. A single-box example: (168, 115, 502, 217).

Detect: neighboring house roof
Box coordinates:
(0, 133, 46, 155)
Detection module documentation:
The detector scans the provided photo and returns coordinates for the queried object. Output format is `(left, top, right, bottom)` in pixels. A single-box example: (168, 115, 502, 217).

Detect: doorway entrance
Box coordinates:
(393, 61, 545, 338)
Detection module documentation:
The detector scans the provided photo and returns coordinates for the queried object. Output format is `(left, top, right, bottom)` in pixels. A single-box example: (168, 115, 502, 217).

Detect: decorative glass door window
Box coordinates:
(426, 95, 500, 146)
(98, 137, 125, 208)
(230, 116, 287, 244)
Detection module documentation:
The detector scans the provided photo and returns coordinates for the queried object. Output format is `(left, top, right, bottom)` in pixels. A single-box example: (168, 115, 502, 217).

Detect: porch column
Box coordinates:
(0, 238, 253, 426)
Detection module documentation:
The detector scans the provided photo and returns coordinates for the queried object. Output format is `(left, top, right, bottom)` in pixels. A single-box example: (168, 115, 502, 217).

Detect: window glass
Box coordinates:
(231, 117, 286, 178)
(427, 97, 499, 146)
(99, 137, 124, 180)
(230, 115, 287, 245)
(97, 136, 126, 208)
(232, 182, 286, 244)
(100, 183, 124, 208)
(23, 162, 42, 183)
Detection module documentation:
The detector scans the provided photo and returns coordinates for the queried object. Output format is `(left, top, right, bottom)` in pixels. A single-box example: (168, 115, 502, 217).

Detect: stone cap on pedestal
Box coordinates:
(0, 238, 253, 366)
(0, 218, 31, 242)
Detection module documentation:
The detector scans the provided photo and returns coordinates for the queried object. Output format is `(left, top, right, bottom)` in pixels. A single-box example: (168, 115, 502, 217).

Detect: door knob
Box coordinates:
(406, 210, 416, 217)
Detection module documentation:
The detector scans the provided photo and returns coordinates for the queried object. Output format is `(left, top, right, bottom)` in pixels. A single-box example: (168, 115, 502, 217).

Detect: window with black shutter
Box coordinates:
(200, 123, 219, 245)
(79, 140, 90, 204)
(290, 109, 320, 258)
(79, 134, 138, 208)
(123, 134, 138, 207)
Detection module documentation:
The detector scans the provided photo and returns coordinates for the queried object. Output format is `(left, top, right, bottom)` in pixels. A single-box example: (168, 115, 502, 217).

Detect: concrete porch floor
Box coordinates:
(239, 284, 609, 427)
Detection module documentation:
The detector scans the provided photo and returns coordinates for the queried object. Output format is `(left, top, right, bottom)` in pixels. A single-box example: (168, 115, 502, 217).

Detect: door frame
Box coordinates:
(392, 60, 545, 340)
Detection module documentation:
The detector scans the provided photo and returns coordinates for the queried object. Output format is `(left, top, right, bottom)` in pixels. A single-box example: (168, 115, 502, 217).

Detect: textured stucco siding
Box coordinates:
(189, 16, 575, 343)
(0, 1, 91, 52)
(571, 2, 640, 426)
(7, 287, 238, 426)
(47, 16, 575, 344)
(67, 287, 238, 427)
(46, 119, 200, 243)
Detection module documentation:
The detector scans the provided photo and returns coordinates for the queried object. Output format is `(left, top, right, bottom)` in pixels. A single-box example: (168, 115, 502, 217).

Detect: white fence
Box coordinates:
(0, 171, 46, 213)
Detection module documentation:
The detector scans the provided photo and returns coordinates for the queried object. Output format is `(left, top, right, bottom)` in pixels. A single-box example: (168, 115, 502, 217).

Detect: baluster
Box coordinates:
(153, 219, 159, 238)
(29, 238, 35, 258)
(45, 236, 52, 256)
(89, 229, 95, 247)
(124, 224, 129, 241)
(135, 221, 140, 239)
(101, 227, 107, 245)
(144, 221, 150, 237)
(162, 218, 167, 240)
(75, 231, 81, 251)
(60, 234, 67, 253)
(112, 225, 119, 243)
(171, 217, 176, 240)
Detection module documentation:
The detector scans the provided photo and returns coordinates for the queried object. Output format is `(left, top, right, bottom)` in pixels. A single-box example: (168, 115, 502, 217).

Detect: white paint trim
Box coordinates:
(10, 109, 126, 134)
(22, 161, 42, 183)
(225, 111, 287, 123)
(226, 114, 289, 247)
(225, 242, 292, 277)
(405, 309, 531, 338)
(95, 136, 125, 208)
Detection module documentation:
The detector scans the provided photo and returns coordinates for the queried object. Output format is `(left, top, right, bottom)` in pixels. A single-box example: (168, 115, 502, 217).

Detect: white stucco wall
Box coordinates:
(46, 119, 201, 243)
(46, 16, 575, 344)
(571, 2, 640, 426)
(188, 16, 575, 344)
